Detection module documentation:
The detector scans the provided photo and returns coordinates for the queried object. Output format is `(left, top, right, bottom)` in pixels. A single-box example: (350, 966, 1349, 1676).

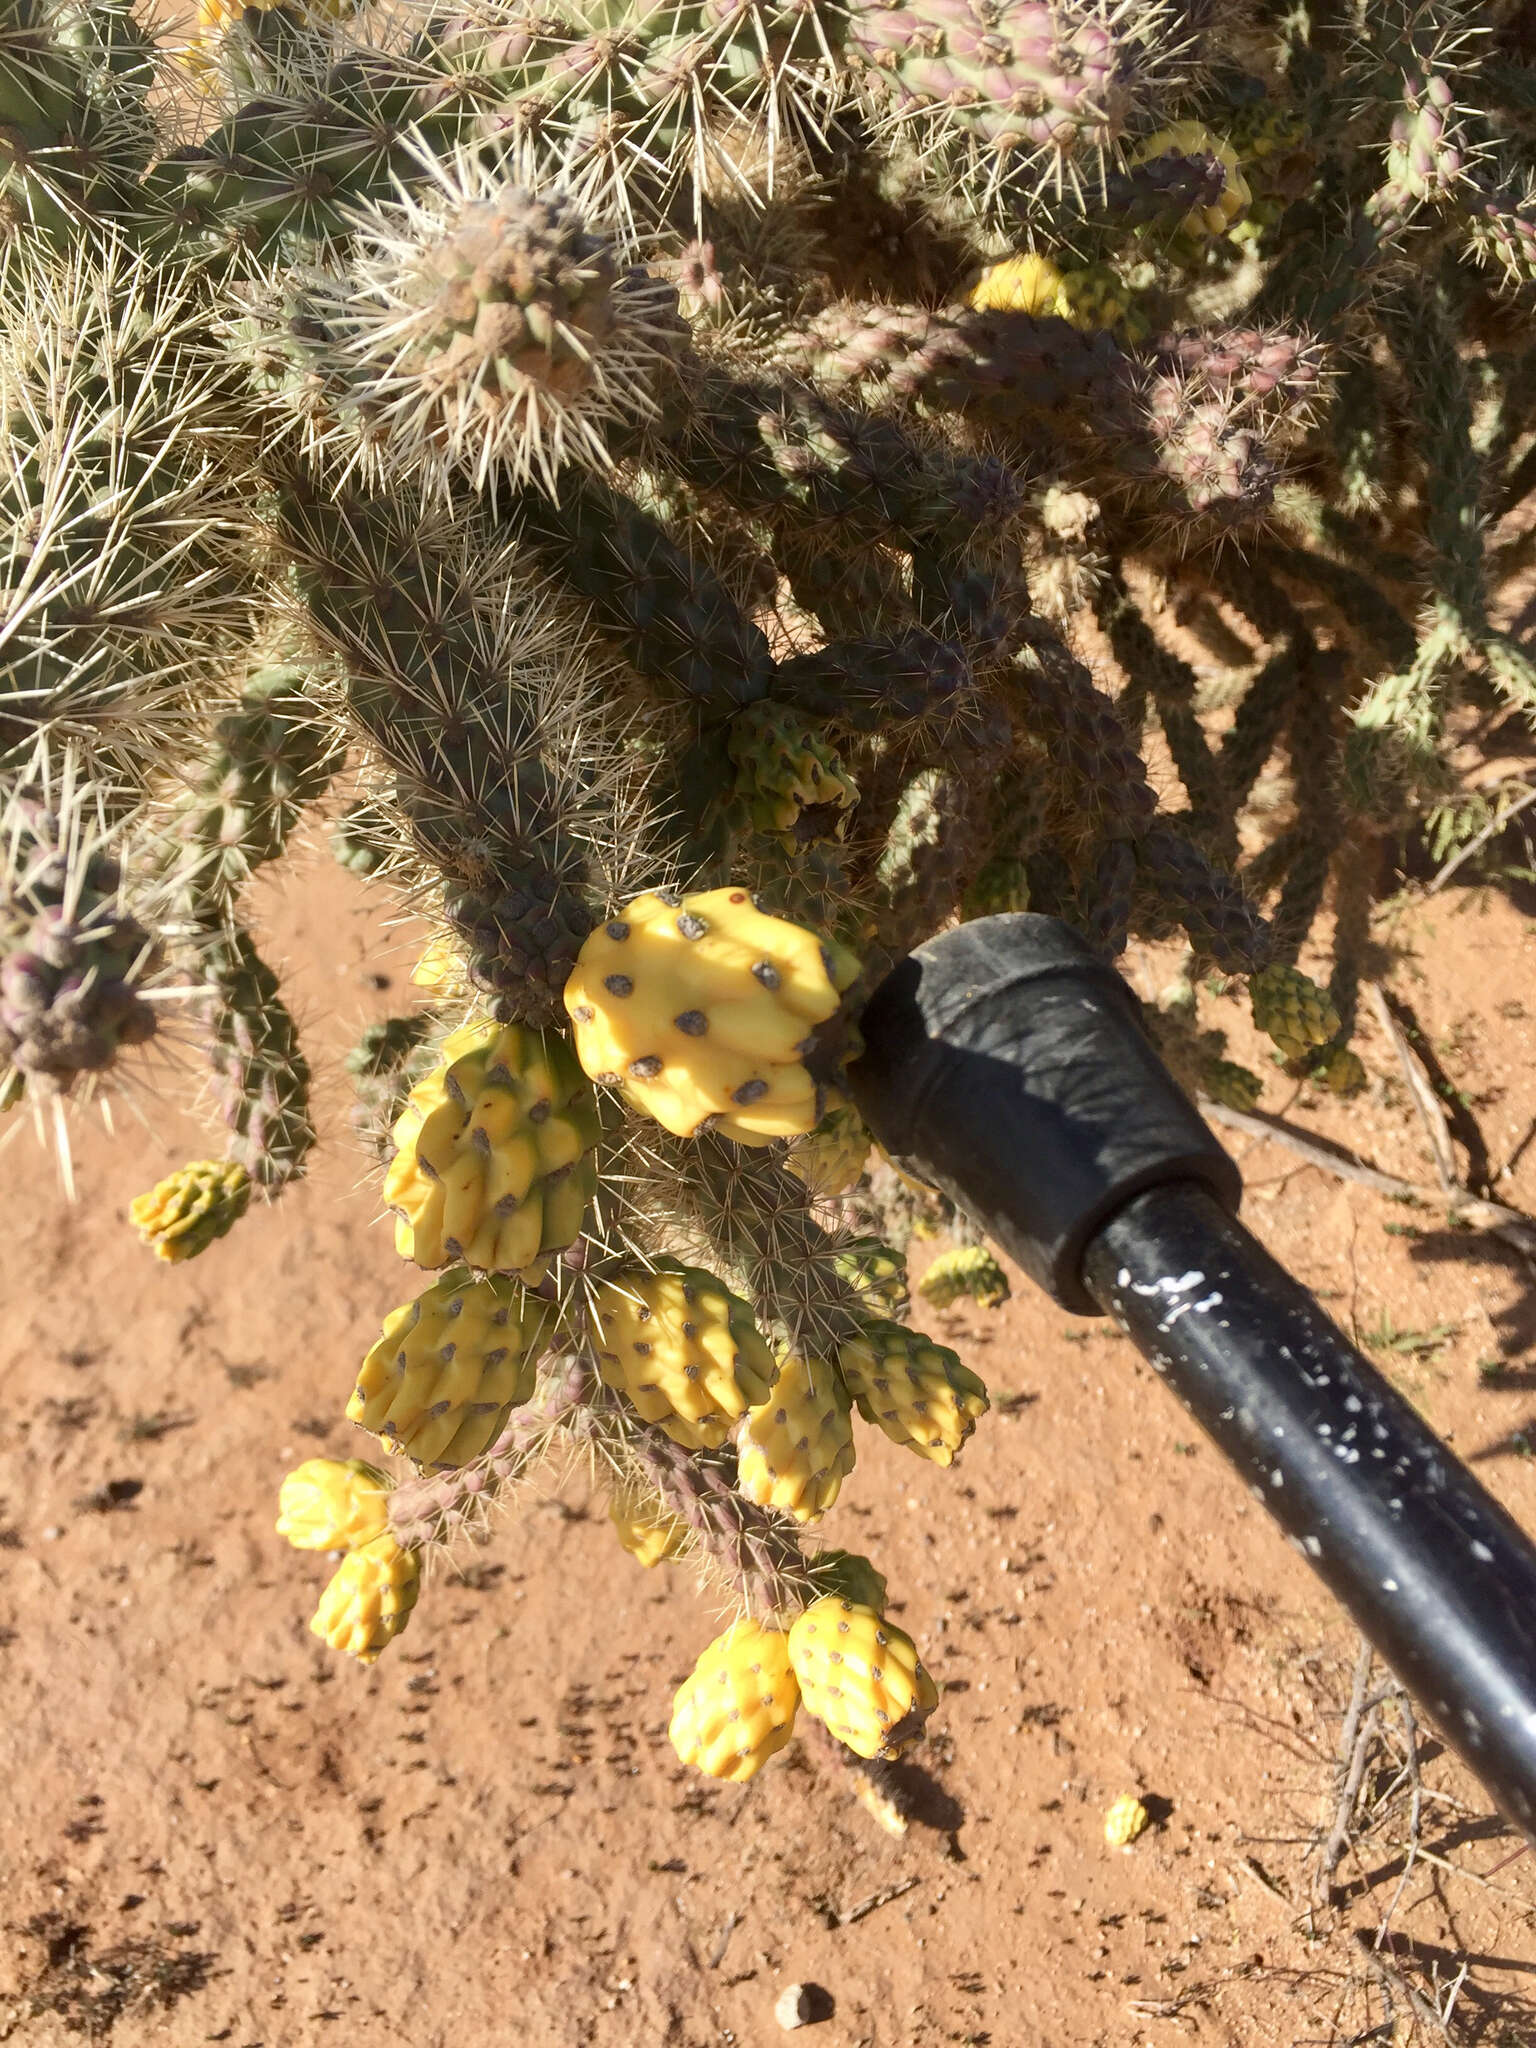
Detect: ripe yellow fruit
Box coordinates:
(833, 1238, 909, 1317)
(970, 251, 1065, 315)
(969, 253, 1139, 337)
(668, 1620, 799, 1781)
(563, 887, 860, 1145)
(276, 1458, 392, 1552)
(609, 1492, 688, 1567)
(787, 1595, 937, 1761)
(736, 1352, 856, 1524)
(1132, 122, 1253, 236)
(310, 1534, 420, 1664)
(917, 1245, 1010, 1312)
(383, 1017, 599, 1278)
(1104, 1793, 1151, 1848)
(350, 1268, 558, 1466)
(783, 1095, 871, 1198)
(588, 1260, 776, 1448)
(128, 1159, 250, 1262)
(838, 1320, 989, 1465)
(410, 935, 466, 994)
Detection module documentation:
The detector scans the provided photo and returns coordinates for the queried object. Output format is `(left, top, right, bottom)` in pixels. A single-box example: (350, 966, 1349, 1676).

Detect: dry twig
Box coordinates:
(1363, 983, 1459, 1194)
(1199, 1101, 1536, 1268)
(1372, 1686, 1424, 1945)
(1316, 1638, 1382, 1904)
(834, 1876, 920, 1926)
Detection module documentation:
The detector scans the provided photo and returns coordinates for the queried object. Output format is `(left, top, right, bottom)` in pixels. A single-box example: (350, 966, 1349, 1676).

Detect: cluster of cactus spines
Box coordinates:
(0, 779, 160, 1102)
(0, 244, 256, 774)
(295, 152, 689, 495)
(160, 662, 340, 901)
(7, 0, 1535, 1795)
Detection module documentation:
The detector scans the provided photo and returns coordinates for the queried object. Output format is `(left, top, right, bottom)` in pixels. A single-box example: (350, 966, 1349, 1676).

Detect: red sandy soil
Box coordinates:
(2, 848, 1535, 2048)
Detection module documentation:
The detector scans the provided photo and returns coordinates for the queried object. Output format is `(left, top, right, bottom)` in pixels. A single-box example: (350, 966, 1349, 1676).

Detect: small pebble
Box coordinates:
(775, 1985, 815, 2031)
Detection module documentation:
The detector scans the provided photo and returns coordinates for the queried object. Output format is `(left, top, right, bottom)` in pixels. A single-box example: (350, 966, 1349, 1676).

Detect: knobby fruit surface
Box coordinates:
(609, 1491, 688, 1567)
(310, 1534, 421, 1664)
(838, 1320, 989, 1464)
(588, 1260, 775, 1448)
(787, 1594, 937, 1760)
(276, 1458, 393, 1553)
(669, 1618, 799, 1781)
(129, 1159, 250, 1262)
(917, 1244, 1010, 1311)
(736, 1350, 857, 1523)
(351, 1269, 558, 1466)
(564, 888, 859, 1144)
(384, 1017, 599, 1278)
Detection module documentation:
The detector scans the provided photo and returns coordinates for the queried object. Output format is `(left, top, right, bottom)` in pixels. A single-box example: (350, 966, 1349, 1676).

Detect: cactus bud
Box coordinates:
(305, 155, 685, 494)
(129, 1159, 251, 1262)
(277, 1458, 393, 1553)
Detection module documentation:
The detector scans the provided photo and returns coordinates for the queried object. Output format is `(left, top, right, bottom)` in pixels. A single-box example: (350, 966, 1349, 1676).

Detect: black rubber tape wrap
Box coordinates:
(845, 914, 1241, 1312)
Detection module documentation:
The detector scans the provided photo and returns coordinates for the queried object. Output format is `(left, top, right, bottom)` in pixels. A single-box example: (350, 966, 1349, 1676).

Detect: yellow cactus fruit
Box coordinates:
(1202, 1058, 1264, 1112)
(725, 701, 859, 851)
(1249, 962, 1341, 1062)
(609, 1491, 688, 1567)
(310, 1534, 421, 1665)
(410, 935, 466, 995)
(276, 1458, 392, 1552)
(852, 1772, 909, 1836)
(350, 1268, 558, 1466)
(832, 1237, 910, 1317)
(917, 1245, 1011, 1312)
(1053, 263, 1146, 341)
(1314, 1044, 1366, 1096)
(1227, 97, 1308, 168)
(189, 0, 347, 72)
(1132, 122, 1252, 236)
(813, 1548, 888, 1613)
(837, 1320, 989, 1465)
(668, 1619, 800, 1781)
(383, 1017, 599, 1277)
(589, 1260, 776, 1448)
(784, 1095, 872, 1198)
(969, 253, 1139, 337)
(970, 251, 1065, 315)
(787, 1595, 937, 1761)
(1104, 1793, 1151, 1848)
(562, 887, 861, 1145)
(736, 1351, 856, 1524)
(128, 1159, 251, 1263)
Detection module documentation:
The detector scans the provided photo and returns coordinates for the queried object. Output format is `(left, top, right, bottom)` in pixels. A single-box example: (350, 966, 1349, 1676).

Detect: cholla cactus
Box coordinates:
(6, 0, 1535, 1801)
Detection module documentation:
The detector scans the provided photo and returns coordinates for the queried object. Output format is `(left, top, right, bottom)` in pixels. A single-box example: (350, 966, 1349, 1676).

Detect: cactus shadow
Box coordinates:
(1407, 1231, 1536, 1358)
(881, 1758, 966, 1835)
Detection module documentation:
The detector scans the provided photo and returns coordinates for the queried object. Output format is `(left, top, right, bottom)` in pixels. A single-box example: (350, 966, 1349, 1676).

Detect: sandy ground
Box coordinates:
(2, 849, 1535, 2048)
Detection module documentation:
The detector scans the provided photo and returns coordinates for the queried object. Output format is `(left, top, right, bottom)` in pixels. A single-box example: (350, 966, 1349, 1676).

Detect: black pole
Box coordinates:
(845, 913, 1536, 1839)
(1084, 1183, 1536, 1837)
